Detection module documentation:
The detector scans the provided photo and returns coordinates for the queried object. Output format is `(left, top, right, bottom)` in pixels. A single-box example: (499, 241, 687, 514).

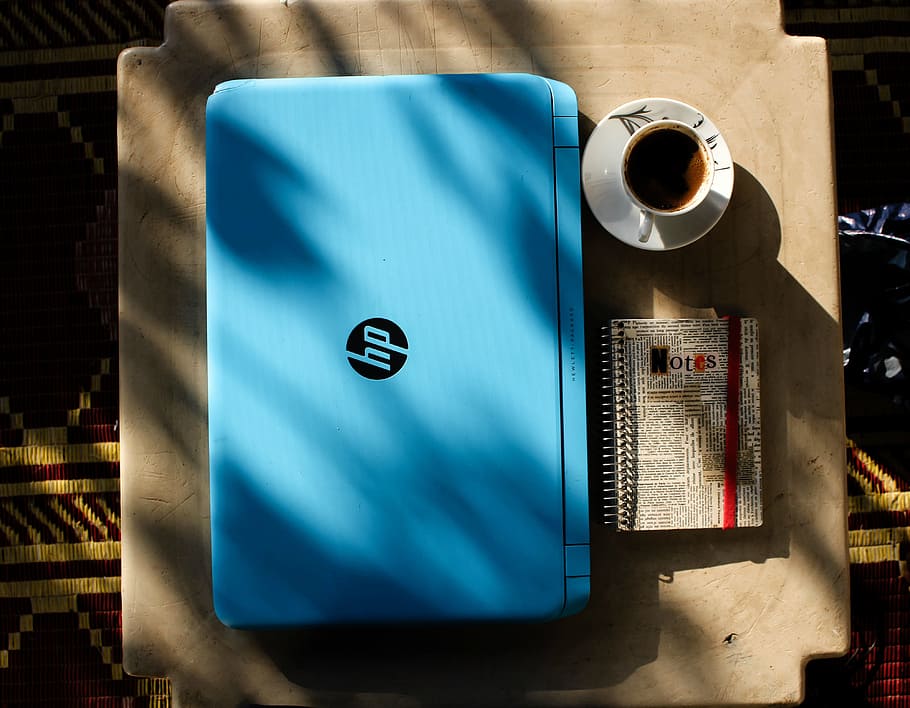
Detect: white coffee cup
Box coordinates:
(620, 120, 716, 243)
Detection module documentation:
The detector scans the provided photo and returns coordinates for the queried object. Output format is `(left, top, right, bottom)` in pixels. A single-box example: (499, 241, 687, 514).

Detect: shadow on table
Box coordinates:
(242, 163, 836, 705)
(125, 110, 841, 708)
(118, 2, 846, 705)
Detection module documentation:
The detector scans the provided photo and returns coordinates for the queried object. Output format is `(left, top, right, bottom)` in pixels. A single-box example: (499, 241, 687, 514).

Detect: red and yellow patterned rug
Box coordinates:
(844, 445, 910, 707)
(0, 1, 908, 706)
(0, 3, 171, 705)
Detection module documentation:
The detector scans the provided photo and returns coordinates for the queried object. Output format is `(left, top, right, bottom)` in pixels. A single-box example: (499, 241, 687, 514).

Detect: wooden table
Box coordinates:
(118, 1, 848, 705)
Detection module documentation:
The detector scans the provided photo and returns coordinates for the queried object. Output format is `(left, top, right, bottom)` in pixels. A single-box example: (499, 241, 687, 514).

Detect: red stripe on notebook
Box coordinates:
(724, 316, 741, 529)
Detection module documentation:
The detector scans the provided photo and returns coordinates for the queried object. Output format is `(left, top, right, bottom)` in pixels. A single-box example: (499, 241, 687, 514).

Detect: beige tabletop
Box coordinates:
(117, 1, 849, 705)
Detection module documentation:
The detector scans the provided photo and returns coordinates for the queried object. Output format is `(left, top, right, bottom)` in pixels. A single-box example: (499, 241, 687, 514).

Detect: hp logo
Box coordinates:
(346, 318, 408, 380)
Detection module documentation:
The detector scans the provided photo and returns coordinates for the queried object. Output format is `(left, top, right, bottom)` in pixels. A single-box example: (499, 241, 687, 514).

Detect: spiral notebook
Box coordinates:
(602, 318, 762, 531)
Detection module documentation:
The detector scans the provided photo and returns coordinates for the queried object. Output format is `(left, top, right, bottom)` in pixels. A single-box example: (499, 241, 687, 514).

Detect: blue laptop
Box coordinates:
(206, 73, 589, 627)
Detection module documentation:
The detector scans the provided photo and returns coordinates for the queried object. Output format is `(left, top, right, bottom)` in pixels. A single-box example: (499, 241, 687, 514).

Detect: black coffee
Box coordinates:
(625, 128, 708, 212)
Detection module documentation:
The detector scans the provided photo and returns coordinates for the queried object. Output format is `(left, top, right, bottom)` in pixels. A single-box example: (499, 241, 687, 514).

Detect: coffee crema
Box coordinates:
(625, 128, 709, 212)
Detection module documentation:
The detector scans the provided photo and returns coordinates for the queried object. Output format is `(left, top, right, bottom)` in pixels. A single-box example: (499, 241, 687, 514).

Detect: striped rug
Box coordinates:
(843, 445, 910, 706)
(0, 2, 172, 706)
(784, 2, 910, 214)
(0, 0, 908, 706)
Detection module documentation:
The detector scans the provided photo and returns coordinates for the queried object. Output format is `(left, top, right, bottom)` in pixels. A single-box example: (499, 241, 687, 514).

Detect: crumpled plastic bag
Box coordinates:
(840, 203, 910, 408)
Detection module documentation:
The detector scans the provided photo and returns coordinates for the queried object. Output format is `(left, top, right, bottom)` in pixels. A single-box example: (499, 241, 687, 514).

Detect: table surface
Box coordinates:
(117, 1, 849, 706)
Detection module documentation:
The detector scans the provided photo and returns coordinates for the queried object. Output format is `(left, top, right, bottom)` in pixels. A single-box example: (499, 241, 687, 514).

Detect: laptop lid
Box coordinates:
(206, 73, 587, 626)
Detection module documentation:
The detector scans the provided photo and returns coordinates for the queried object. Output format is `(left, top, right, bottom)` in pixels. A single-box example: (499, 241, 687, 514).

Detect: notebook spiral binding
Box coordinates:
(602, 322, 635, 529)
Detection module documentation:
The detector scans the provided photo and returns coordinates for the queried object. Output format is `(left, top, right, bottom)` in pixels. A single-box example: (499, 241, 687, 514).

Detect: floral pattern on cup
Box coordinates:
(610, 104, 731, 172)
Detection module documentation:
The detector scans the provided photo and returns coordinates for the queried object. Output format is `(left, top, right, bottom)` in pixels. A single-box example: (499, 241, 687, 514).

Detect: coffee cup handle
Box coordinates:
(638, 209, 654, 242)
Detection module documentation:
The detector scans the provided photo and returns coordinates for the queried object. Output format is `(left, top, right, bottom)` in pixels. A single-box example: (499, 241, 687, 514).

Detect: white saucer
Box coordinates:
(582, 98, 734, 251)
